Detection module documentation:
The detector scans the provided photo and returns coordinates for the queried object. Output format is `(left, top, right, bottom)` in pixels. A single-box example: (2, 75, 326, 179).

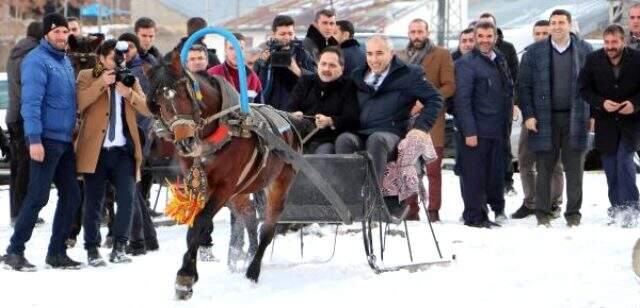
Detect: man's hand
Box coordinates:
(406, 129, 431, 143)
(290, 111, 304, 120)
(618, 100, 635, 115)
(315, 114, 333, 129)
(588, 118, 595, 132)
(465, 135, 478, 147)
(603, 99, 620, 113)
(260, 50, 271, 61)
(289, 57, 302, 76)
(101, 69, 115, 86)
(29, 143, 45, 162)
(525, 118, 537, 132)
(513, 105, 521, 121)
(115, 82, 132, 98)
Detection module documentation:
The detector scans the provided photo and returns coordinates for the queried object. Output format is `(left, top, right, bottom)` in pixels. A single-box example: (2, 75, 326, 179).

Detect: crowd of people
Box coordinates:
(2, 4, 640, 271)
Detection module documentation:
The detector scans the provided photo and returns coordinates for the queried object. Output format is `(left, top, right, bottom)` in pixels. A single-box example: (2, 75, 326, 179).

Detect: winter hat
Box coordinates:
(118, 32, 142, 52)
(42, 13, 69, 36)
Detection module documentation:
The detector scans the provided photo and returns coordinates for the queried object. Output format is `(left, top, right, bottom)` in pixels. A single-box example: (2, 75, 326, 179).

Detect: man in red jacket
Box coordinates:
(208, 33, 262, 99)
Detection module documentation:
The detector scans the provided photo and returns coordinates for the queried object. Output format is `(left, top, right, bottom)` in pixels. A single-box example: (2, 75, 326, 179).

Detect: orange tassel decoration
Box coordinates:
(164, 180, 206, 227)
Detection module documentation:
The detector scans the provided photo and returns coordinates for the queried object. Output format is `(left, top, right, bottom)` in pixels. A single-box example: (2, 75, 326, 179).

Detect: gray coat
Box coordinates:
(518, 34, 593, 152)
(5, 37, 39, 125)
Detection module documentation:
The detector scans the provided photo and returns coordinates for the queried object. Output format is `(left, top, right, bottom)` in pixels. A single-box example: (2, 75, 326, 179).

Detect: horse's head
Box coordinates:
(68, 34, 104, 76)
(147, 51, 220, 157)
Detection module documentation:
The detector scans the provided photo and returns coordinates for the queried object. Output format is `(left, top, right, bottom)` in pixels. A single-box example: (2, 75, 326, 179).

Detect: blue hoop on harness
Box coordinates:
(179, 27, 250, 115)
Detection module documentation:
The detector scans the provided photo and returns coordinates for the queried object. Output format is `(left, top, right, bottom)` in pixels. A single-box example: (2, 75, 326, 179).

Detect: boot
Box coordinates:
(510, 203, 535, 219)
(427, 211, 440, 223)
(2, 253, 36, 272)
(45, 254, 83, 269)
(87, 248, 106, 267)
(403, 195, 420, 221)
(109, 243, 132, 264)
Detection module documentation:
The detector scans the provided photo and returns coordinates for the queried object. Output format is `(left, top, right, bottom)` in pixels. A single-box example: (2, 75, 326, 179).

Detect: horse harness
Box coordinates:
(154, 70, 301, 198)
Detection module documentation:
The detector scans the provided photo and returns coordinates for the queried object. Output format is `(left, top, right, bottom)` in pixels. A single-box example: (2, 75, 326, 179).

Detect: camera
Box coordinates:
(114, 41, 136, 87)
(266, 39, 302, 68)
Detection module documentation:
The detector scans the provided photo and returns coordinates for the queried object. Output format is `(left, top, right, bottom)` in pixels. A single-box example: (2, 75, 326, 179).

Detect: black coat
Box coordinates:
(351, 56, 443, 136)
(339, 39, 366, 76)
(287, 74, 359, 143)
(303, 25, 339, 61)
(578, 47, 640, 154)
(496, 28, 519, 83)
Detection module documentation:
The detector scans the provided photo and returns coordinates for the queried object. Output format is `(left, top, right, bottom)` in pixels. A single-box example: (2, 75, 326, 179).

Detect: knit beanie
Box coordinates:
(42, 13, 69, 36)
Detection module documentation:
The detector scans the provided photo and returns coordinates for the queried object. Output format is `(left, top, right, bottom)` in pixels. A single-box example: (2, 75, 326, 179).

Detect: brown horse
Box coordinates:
(146, 53, 302, 299)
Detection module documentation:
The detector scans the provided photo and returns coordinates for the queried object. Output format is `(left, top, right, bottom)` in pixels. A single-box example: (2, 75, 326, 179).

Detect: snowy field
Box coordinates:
(0, 170, 638, 308)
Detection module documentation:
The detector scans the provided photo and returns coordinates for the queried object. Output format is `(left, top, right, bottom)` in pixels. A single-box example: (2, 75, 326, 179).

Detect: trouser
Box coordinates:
(535, 113, 585, 218)
(128, 182, 158, 248)
(335, 132, 401, 184)
(7, 121, 30, 220)
(504, 117, 514, 189)
(456, 134, 505, 223)
(601, 138, 639, 210)
(83, 147, 135, 249)
(518, 124, 564, 209)
(426, 147, 444, 212)
(304, 141, 335, 154)
(7, 138, 81, 256)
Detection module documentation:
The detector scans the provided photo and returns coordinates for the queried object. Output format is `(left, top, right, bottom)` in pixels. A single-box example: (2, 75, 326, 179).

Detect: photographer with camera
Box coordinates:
(75, 39, 151, 266)
(255, 15, 316, 110)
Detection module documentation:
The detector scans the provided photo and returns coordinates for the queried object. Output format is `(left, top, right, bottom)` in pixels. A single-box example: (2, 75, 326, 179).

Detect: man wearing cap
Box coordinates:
(2, 13, 83, 271)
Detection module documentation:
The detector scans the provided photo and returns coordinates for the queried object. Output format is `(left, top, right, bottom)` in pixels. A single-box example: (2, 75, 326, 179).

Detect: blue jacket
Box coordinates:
(453, 48, 514, 139)
(351, 56, 443, 136)
(519, 34, 593, 152)
(21, 39, 77, 145)
(128, 54, 153, 157)
(339, 39, 366, 76)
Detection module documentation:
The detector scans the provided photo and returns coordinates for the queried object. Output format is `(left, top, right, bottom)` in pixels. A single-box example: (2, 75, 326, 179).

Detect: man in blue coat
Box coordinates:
(335, 35, 443, 199)
(519, 9, 592, 227)
(2, 13, 82, 271)
(454, 21, 514, 228)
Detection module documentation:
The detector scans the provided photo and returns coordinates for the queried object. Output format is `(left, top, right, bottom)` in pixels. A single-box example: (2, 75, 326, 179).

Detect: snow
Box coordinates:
(0, 171, 638, 308)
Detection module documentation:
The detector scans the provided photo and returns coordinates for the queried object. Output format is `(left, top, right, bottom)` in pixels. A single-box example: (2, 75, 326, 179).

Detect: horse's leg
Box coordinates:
(175, 198, 223, 300)
(246, 191, 262, 258)
(245, 167, 296, 282)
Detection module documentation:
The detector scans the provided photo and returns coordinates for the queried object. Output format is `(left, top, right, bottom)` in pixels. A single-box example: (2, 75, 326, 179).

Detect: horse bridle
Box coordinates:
(154, 70, 206, 137)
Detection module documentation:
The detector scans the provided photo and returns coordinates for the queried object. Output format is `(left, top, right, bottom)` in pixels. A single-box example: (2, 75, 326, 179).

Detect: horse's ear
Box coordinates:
(169, 49, 183, 76)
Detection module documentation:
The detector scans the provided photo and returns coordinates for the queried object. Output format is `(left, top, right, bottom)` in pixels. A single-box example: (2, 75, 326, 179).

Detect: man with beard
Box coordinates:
(519, 9, 592, 227)
(479, 13, 519, 196)
(2, 13, 83, 271)
(579, 24, 640, 227)
(398, 18, 455, 222)
(334, 20, 365, 76)
(67, 17, 82, 37)
(287, 46, 359, 154)
(511, 19, 565, 220)
(454, 21, 513, 228)
(452, 28, 475, 61)
(303, 9, 339, 61)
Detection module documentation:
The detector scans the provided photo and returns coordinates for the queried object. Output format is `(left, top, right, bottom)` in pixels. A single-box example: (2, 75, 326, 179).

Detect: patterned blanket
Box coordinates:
(382, 134, 438, 201)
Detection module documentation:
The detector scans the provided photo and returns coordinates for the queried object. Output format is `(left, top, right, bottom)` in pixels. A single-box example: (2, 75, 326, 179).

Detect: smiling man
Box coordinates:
(453, 21, 513, 228)
(579, 24, 640, 227)
(519, 9, 593, 227)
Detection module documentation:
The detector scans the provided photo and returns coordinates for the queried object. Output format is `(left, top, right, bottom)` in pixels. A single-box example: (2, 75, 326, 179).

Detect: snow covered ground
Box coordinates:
(0, 170, 638, 308)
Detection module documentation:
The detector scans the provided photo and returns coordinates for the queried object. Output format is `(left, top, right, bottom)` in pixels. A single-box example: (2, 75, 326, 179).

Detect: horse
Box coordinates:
(146, 52, 303, 299)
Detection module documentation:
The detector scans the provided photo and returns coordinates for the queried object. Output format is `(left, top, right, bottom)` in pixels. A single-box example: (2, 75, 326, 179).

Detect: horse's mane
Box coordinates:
(147, 64, 220, 113)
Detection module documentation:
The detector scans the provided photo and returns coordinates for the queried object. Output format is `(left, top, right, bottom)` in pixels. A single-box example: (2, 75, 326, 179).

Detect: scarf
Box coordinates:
(406, 39, 435, 65)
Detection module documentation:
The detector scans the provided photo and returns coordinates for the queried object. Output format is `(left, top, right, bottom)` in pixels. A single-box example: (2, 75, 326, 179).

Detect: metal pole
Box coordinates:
(64, 0, 68, 17)
(437, 0, 446, 46)
(97, 0, 102, 34)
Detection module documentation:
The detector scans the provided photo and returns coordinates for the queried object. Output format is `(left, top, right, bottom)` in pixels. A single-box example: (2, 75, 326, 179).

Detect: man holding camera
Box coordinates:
(3, 13, 82, 271)
(255, 15, 316, 110)
(76, 40, 151, 266)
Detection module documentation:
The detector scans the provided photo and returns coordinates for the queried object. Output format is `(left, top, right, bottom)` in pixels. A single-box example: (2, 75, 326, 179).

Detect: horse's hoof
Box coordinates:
(245, 265, 260, 283)
(175, 275, 195, 300)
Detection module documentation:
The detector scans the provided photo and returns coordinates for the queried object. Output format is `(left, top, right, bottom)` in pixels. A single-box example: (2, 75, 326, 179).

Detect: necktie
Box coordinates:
(108, 87, 116, 142)
(372, 73, 382, 89)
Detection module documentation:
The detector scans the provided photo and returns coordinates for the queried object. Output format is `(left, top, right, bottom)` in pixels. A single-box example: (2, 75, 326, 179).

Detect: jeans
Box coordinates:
(7, 138, 81, 256)
(601, 138, 639, 209)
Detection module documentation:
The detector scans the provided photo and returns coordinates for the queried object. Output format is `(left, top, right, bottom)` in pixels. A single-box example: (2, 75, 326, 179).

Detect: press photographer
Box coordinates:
(75, 39, 152, 266)
(255, 14, 316, 110)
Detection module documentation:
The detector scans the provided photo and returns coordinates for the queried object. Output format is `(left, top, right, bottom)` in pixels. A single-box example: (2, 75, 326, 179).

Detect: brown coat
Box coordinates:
(400, 46, 456, 147)
(75, 69, 151, 181)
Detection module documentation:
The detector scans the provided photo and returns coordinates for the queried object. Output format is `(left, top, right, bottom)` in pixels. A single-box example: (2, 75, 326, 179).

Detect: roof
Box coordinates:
(222, 0, 426, 33)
